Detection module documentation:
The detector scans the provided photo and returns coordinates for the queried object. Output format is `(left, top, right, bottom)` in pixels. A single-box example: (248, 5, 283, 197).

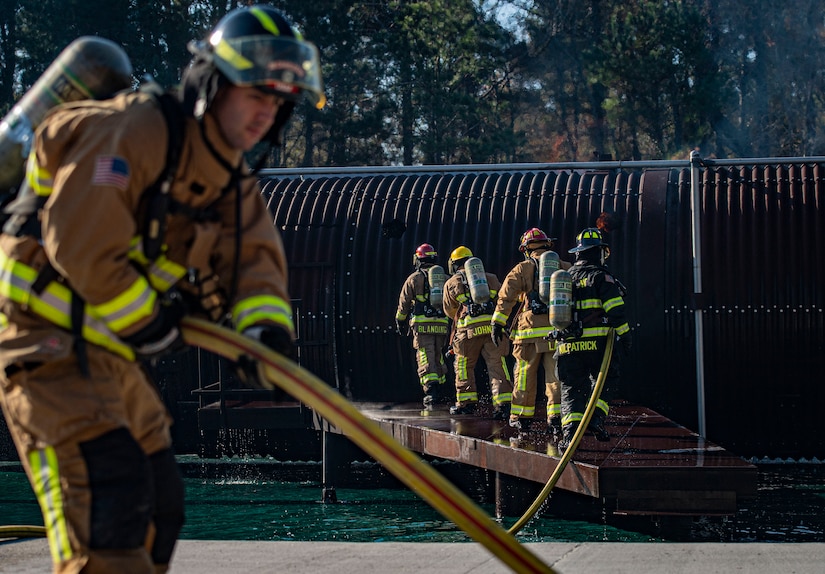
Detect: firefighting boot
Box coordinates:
(449, 403, 477, 415)
(557, 423, 576, 452)
(422, 384, 437, 410)
(588, 416, 610, 442)
(547, 416, 562, 441)
(492, 402, 511, 421)
(508, 416, 532, 431)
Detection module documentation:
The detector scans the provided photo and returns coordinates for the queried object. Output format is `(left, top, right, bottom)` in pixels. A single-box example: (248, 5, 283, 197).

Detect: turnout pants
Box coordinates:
(0, 325, 184, 574)
(510, 340, 560, 422)
(556, 346, 610, 429)
(412, 333, 448, 392)
(452, 329, 512, 406)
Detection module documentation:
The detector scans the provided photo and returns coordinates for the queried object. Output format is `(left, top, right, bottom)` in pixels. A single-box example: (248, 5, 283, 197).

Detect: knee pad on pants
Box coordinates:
(79, 428, 153, 549)
(148, 447, 185, 564)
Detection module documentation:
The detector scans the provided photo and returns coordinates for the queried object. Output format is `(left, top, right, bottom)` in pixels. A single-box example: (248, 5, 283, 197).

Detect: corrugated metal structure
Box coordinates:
(259, 158, 825, 460)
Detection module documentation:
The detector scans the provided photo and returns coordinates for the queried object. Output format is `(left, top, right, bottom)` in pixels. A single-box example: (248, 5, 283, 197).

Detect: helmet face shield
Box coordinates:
(211, 35, 325, 108)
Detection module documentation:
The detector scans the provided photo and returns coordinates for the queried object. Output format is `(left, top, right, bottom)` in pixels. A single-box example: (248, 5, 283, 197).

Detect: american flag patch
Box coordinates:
(92, 155, 130, 189)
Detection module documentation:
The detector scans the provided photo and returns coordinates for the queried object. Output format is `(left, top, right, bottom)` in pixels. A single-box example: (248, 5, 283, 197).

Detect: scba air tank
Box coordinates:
(427, 265, 446, 308)
(548, 268, 574, 331)
(537, 250, 560, 304)
(464, 257, 490, 304)
(0, 37, 133, 193)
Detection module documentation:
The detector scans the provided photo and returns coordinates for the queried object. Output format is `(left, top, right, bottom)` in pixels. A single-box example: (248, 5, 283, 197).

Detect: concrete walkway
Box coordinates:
(2, 538, 824, 573)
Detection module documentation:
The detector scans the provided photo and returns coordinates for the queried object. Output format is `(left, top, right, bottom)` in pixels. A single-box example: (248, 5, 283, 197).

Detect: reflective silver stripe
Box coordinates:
(0, 252, 134, 359)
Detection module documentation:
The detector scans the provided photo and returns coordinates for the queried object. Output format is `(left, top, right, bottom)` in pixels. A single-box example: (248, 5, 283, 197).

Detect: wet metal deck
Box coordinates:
(352, 401, 758, 516)
(196, 396, 757, 517)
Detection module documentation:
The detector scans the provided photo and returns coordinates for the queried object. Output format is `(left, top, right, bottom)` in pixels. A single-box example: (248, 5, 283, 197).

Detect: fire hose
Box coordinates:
(508, 328, 615, 535)
(180, 318, 555, 573)
(1, 318, 554, 573)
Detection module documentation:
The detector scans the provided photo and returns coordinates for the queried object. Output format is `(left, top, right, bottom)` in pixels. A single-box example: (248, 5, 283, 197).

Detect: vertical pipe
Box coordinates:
(322, 429, 341, 503)
(689, 150, 707, 437)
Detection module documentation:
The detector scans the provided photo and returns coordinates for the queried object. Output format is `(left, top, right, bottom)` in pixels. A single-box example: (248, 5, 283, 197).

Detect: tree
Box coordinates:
(0, 0, 19, 114)
(588, 0, 727, 160)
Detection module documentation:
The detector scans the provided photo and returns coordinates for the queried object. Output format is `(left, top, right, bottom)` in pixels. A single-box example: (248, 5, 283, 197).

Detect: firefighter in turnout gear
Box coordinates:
(395, 243, 450, 408)
(0, 6, 323, 573)
(555, 228, 632, 451)
(442, 246, 512, 418)
(492, 228, 572, 435)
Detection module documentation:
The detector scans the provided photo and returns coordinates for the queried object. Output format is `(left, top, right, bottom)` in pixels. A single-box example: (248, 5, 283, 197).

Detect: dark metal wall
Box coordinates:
(260, 162, 825, 459)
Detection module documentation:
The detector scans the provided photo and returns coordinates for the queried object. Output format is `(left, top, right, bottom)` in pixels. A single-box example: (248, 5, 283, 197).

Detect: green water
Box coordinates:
(2, 459, 824, 543)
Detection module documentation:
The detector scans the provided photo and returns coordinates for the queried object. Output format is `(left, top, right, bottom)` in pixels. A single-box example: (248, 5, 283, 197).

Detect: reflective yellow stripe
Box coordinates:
(456, 315, 492, 329)
(26, 152, 54, 196)
(511, 404, 535, 417)
(421, 373, 440, 385)
(562, 412, 584, 426)
(0, 251, 134, 359)
(29, 447, 72, 563)
(515, 358, 530, 391)
(128, 238, 187, 292)
(233, 294, 294, 333)
(500, 356, 511, 381)
(577, 298, 602, 310)
(410, 316, 449, 325)
(603, 296, 624, 313)
(456, 355, 468, 380)
(494, 393, 512, 405)
(250, 6, 283, 36)
(92, 276, 156, 333)
(491, 311, 508, 324)
(510, 326, 555, 340)
(581, 326, 612, 338)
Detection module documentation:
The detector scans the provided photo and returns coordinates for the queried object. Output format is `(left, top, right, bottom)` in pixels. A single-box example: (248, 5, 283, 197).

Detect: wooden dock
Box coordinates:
(342, 400, 758, 517)
(197, 394, 757, 519)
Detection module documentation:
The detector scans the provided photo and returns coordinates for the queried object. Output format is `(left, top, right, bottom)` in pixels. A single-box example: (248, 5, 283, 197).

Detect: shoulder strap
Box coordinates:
(142, 91, 185, 261)
(419, 268, 430, 298)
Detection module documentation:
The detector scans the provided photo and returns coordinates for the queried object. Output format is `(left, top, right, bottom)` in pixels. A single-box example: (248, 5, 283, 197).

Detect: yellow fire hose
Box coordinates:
(180, 318, 555, 574)
(508, 329, 615, 535)
(0, 525, 46, 538)
(2, 319, 553, 572)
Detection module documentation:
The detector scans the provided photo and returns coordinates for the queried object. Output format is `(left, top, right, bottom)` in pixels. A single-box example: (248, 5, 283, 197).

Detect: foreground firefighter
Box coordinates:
(0, 5, 323, 573)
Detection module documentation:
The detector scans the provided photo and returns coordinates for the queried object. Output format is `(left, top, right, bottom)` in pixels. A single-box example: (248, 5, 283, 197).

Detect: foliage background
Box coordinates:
(2, 0, 825, 166)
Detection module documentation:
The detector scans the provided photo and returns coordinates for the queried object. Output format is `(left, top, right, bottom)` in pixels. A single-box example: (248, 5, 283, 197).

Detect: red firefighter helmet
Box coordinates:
(413, 243, 438, 267)
(518, 227, 556, 253)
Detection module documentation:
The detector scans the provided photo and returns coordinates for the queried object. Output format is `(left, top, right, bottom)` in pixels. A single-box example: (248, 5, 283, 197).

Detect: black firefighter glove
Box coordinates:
(123, 289, 187, 360)
(236, 325, 296, 389)
(491, 323, 506, 346)
(618, 331, 633, 357)
(395, 319, 407, 336)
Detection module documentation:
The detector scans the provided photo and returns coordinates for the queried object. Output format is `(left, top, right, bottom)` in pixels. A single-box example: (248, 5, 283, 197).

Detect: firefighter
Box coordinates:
(555, 228, 632, 451)
(442, 246, 513, 418)
(395, 243, 450, 408)
(491, 228, 572, 436)
(0, 6, 323, 573)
